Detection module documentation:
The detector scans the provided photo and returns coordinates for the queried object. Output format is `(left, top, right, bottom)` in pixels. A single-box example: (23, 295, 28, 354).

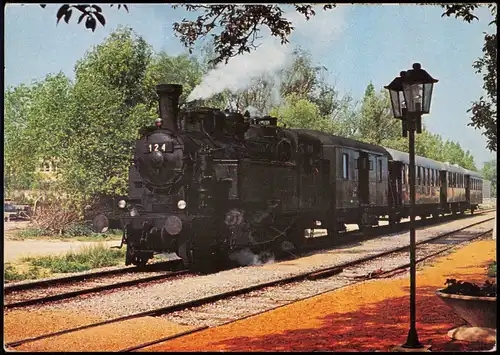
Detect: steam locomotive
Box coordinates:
(97, 83, 483, 269)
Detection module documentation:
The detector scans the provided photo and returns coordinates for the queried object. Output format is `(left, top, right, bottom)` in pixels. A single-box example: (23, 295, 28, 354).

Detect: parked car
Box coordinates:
(4, 203, 32, 222)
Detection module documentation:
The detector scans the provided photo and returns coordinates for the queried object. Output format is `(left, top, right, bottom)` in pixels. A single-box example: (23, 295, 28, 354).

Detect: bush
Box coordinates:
(442, 278, 496, 297)
(64, 222, 94, 237)
(4, 263, 50, 282)
(23, 243, 126, 274)
(487, 261, 496, 278)
(17, 228, 50, 238)
(32, 200, 82, 235)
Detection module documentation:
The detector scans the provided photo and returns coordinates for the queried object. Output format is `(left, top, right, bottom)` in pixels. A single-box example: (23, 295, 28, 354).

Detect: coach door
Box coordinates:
(465, 175, 471, 202)
(357, 151, 370, 205)
(439, 170, 447, 205)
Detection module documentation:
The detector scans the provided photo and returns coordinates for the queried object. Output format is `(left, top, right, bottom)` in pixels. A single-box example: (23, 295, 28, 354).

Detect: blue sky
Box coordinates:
(4, 3, 496, 167)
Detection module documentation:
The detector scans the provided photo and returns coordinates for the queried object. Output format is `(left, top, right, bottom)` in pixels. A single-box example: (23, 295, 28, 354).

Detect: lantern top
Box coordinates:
(384, 75, 403, 91)
(402, 63, 439, 85)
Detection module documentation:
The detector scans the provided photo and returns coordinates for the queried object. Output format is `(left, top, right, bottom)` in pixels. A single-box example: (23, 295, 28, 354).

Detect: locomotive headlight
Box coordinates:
(118, 200, 127, 209)
(177, 200, 187, 210)
(130, 208, 139, 217)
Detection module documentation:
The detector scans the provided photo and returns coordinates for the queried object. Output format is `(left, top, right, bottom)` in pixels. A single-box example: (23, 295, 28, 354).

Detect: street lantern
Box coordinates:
(385, 63, 437, 351)
(401, 63, 438, 114)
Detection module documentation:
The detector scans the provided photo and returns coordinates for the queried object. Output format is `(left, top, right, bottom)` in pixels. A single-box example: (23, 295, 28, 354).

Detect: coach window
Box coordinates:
(417, 166, 421, 185)
(378, 159, 383, 182)
(431, 170, 434, 186)
(423, 168, 427, 186)
(402, 165, 406, 184)
(342, 153, 349, 180)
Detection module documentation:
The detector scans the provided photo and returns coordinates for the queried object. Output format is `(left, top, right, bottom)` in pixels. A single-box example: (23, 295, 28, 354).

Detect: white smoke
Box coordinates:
(229, 248, 275, 266)
(187, 37, 292, 102)
(243, 105, 262, 117)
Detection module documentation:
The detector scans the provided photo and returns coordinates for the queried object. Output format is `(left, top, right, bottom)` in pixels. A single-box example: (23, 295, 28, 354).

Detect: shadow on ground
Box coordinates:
(198, 286, 494, 352)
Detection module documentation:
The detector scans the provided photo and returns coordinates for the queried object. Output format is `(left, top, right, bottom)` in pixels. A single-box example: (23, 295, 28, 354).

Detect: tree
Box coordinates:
(144, 52, 204, 108)
(441, 4, 497, 152)
(4, 84, 36, 190)
(60, 27, 154, 203)
(270, 93, 334, 133)
(4, 74, 73, 191)
(481, 159, 497, 197)
(357, 82, 404, 148)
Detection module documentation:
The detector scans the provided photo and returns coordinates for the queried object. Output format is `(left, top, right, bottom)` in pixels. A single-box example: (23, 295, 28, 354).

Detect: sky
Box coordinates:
(4, 3, 497, 168)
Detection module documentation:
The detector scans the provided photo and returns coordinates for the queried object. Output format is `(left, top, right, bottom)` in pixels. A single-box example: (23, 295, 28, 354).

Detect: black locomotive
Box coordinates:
(104, 83, 483, 269)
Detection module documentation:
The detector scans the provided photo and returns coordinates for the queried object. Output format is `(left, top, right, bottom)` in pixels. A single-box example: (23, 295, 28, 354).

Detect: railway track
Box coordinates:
(303, 207, 496, 251)
(4, 260, 186, 309)
(6, 213, 494, 351)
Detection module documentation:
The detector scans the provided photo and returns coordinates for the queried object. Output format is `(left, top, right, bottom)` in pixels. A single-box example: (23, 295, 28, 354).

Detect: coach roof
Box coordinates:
(291, 129, 389, 155)
(383, 147, 447, 171)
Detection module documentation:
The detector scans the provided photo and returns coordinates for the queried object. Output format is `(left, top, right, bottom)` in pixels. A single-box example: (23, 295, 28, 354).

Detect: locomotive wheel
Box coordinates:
(286, 223, 306, 253)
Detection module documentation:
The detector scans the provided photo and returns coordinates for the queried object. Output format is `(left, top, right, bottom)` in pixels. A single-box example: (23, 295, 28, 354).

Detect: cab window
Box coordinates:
(342, 153, 349, 180)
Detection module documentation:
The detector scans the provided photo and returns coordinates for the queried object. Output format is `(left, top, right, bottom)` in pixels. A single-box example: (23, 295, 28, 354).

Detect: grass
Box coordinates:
(487, 261, 496, 278)
(4, 263, 51, 282)
(5, 244, 126, 282)
(23, 243, 127, 273)
(14, 227, 122, 241)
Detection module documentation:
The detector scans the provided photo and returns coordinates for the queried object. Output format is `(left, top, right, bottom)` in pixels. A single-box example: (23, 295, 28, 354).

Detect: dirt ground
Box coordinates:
(3, 221, 121, 263)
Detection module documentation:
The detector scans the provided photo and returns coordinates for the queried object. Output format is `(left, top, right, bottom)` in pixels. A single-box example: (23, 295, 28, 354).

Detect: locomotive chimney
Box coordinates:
(156, 84, 183, 133)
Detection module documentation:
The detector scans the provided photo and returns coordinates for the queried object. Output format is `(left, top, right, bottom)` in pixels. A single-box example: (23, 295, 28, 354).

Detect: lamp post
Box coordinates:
(385, 63, 438, 349)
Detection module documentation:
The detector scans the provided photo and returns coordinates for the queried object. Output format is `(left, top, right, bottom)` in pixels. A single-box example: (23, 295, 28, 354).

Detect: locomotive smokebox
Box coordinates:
(156, 84, 183, 133)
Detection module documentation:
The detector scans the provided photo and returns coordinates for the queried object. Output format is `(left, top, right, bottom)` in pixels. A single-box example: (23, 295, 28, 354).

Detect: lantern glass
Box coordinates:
(422, 82, 434, 113)
(402, 83, 424, 113)
(388, 89, 405, 118)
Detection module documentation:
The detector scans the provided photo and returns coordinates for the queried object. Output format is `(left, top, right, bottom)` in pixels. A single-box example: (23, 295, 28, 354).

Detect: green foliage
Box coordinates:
(441, 4, 497, 152)
(4, 74, 72, 191)
(487, 261, 496, 278)
(4, 263, 50, 282)
(64, 222, 95, 237)
(59, 27, 153, 201)
(23, 244, 126, 273)
(17, 228, 50, 238)
(357, 82, 403, 147)
(442, 278, 496, 297)
(144, 52, 203, 106)
(482, 160, 497, 196)
(270, 93, 334, 133)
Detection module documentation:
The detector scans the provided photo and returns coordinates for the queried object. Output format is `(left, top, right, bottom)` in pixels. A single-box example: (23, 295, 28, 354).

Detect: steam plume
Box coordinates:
(229, 248, 275, 266)
(187, 38, 292, 102)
